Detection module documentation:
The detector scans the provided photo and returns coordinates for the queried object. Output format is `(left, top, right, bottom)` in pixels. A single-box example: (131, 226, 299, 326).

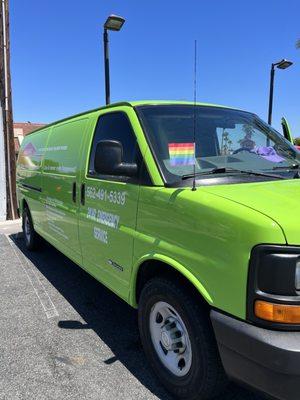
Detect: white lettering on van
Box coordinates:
(87, 207, 120, 230)
(46, 197, 63, 208)
(48, 221, 69, 240)
(44, 165, 76, 173)
(93, 227, 108, 244)
(39, 146, 68, 152)
(46, 205, 65, 220)
(87, 207, 97, 220)
(98, 210, 120, 229)
(86, 186, 127, 206)
(45, 197, 68, 239)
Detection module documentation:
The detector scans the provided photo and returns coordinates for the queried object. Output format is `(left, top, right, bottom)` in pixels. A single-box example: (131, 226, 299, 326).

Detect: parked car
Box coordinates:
(17, 101, 300, 400)
(281, 117, 300, 151)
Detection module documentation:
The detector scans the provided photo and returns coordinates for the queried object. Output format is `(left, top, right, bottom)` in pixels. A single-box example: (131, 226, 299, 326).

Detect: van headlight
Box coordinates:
(248, 245, 300, 329)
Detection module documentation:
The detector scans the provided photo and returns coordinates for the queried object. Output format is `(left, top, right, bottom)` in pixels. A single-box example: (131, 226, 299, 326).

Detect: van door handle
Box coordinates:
(72, 182, 76, 203)
(80, 183, 85, 206)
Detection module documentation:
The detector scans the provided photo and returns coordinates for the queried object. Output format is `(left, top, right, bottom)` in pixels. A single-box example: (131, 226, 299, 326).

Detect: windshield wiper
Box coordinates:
(181, 167, 284, 180)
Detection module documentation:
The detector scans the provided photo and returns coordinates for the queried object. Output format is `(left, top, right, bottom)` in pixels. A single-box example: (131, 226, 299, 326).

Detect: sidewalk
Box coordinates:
(0, 218, 21, 235)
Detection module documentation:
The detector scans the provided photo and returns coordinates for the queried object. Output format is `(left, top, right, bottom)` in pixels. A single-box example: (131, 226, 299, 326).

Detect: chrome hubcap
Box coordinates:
(149, 301, 192, 376)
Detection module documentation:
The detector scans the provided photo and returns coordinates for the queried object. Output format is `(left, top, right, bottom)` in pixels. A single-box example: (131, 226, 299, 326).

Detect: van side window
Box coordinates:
(88, 112, 151, 185)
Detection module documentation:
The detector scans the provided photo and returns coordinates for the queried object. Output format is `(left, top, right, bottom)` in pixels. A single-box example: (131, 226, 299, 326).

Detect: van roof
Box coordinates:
(27, 100, 244, 135)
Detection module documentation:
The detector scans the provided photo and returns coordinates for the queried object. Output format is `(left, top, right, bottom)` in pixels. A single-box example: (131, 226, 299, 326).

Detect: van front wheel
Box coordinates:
(22, 206, 39, 251)
(138, 278, 228, 400)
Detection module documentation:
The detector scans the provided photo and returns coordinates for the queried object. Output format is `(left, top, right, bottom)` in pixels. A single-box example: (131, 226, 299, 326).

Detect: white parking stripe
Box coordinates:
(6, 235, 59, 319)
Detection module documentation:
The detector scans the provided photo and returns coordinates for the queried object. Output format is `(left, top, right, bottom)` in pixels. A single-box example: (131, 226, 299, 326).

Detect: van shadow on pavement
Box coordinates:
(11, 233, 266, 400)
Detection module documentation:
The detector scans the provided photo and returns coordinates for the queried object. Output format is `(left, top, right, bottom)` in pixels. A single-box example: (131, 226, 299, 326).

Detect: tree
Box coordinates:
(221, 131, 230, 155)
(238, 124, 256, 149)
(242, 124, 255, 137)
(294, 137, 300, 146)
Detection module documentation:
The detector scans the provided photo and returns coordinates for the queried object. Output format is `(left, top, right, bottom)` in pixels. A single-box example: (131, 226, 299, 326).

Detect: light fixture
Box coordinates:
(275, 59, 293, 70)
(104, 15, 125, 31)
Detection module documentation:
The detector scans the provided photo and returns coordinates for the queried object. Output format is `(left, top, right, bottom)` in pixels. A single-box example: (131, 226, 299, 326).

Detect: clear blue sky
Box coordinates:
(10, 0, 300, 135)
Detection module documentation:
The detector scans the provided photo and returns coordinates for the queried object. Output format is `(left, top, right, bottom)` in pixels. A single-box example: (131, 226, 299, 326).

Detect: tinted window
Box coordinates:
(89, 112, 137, 174)
(88, 112, 152, 185)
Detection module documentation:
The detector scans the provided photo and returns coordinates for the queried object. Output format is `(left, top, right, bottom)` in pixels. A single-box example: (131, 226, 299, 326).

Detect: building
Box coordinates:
(13, 122, 46, 155)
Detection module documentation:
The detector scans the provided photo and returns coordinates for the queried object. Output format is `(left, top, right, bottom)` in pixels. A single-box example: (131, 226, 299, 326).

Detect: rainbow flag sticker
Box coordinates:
(168, 142, 195, 166)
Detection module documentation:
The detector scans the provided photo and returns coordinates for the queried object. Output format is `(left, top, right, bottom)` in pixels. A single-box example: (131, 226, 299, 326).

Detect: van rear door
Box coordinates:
(17, 128, 50, 228)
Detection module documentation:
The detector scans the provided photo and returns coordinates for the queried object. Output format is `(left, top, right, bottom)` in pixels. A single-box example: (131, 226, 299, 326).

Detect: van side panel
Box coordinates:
(131, 185, 285, 318)
(39, 117, 89, 262)
(17, 128, 51, 226)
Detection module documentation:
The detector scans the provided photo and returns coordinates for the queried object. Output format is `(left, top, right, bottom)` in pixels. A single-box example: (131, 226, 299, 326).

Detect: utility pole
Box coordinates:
(0, 0, 18, 220)
(0, 1, 6, 221)
(0, 101, 6, 221)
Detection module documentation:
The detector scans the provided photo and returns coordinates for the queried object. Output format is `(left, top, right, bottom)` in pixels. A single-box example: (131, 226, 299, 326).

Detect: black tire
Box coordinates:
(138, 277, 228, 400)
(22, 206, 39, 251)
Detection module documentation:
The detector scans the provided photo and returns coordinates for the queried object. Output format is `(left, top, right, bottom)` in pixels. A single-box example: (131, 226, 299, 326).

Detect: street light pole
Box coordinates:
(102, 15, 125, 105)
(267, 59, 293, 126)
(267, 64, 275, 125)
(103, 28, 110, 105)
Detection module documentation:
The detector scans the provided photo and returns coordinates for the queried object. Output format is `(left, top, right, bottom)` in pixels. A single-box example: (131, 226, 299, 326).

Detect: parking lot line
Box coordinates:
(6, 235, 59, 319)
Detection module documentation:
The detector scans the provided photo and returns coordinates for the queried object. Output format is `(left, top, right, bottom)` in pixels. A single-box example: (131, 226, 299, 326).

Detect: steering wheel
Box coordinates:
(232, 147, 252, 155)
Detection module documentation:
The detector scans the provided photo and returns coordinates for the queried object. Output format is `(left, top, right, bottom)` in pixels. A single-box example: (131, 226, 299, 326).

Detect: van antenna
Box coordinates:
(192, 39, 197, 191)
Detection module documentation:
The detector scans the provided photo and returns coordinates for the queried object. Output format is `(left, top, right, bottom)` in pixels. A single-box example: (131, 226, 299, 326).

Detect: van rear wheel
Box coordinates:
(138, 278, 228, 400)
(22, 206, 39, 250)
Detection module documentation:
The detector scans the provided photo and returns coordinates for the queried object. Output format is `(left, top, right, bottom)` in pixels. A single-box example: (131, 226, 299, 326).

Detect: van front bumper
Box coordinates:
(211, 310, 300, 400)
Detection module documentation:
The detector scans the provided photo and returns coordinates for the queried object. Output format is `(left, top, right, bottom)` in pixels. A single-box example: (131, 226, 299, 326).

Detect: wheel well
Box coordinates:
(135, 260, 209, 310)
(22, 199, 29, 213)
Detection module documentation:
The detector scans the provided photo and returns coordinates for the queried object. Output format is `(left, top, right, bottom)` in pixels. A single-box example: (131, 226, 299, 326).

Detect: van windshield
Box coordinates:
(137, 105, 300, 185)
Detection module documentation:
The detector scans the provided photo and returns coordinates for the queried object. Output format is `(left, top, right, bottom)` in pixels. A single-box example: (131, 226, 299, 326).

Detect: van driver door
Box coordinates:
(78, 109, 144, 301)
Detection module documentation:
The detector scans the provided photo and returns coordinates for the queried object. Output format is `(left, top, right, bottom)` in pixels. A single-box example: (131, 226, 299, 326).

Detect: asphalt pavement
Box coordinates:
(0, 221, 266, 400)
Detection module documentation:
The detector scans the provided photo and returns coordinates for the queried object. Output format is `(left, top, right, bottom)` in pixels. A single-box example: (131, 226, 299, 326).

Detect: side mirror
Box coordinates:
(94, 140, 138, 177)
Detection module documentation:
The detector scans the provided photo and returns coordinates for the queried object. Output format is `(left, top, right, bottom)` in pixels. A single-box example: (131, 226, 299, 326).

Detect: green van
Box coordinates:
(17, 101, 300, 400)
